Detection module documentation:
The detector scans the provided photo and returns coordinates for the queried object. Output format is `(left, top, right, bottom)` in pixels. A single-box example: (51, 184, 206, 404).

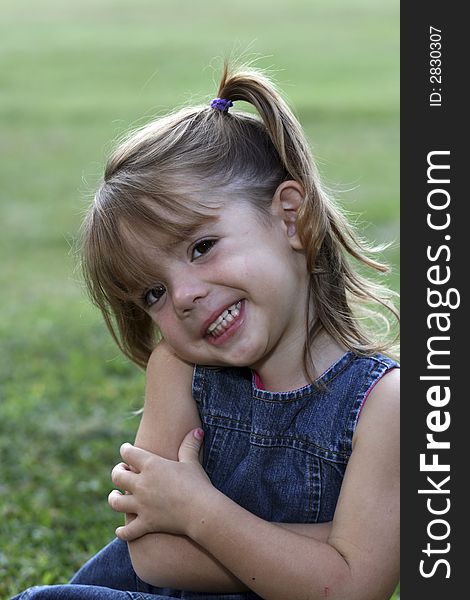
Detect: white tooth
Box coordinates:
(208, 302, 243, 336)
(209, 314, 223, 332)
(209, 308, 230, 331)
(210, 323, 222, 337)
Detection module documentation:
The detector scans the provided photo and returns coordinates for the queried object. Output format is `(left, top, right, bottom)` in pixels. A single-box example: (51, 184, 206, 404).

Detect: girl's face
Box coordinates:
(135, 196, 309, 372)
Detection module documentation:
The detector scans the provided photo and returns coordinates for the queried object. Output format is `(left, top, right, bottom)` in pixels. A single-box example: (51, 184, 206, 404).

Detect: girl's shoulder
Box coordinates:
(339, 351, 399, 391)
(345, 351, 399, 432)
(352, 364, 400, 449)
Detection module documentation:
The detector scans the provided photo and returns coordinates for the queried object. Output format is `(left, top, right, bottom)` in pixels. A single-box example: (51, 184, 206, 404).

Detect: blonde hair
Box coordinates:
(81, 63, 399, 374)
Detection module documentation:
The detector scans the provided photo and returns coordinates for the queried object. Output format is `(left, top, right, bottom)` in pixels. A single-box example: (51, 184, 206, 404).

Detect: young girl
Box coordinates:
(13, 63, 399, 600)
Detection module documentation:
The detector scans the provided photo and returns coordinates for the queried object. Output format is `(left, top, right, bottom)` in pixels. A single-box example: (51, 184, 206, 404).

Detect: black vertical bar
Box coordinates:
(401, 3, 465, 597)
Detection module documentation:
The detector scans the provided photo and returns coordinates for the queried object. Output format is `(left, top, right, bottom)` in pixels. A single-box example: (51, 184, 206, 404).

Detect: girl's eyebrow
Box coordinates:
(165, 221, 217, 250)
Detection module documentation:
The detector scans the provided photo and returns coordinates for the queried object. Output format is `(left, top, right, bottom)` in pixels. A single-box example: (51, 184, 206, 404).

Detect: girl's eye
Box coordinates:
(192, 239, 216, 260)
(143, 284, 166, 308)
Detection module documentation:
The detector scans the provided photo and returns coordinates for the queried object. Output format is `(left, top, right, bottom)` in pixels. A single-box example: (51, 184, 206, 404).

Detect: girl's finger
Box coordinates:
(119, 443, 153, 470)
(115, 517, 148, 542)
(108, 489, 138, 514)
(111, 462, 137, 490)
(178, 428, 204, 463)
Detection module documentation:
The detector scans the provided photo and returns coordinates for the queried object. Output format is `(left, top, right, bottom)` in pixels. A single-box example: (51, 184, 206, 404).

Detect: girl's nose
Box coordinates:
(171, 275, 209, 315)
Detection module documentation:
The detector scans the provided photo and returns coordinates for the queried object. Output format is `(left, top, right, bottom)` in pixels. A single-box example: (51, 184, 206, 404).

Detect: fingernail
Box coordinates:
(194, 428, 204, 440)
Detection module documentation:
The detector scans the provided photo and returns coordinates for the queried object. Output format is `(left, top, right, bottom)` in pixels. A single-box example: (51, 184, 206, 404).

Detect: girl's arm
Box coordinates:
(123, 341, 332, 592)
(124, 341, 247, 592)
(114, 367, 399, 600)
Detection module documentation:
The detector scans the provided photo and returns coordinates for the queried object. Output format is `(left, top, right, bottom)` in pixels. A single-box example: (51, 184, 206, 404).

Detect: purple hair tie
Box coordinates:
(210, 98, 233, 112)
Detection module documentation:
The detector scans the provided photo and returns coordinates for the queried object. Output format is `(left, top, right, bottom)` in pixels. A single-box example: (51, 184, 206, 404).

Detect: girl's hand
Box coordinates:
(109, 428, 213, 541)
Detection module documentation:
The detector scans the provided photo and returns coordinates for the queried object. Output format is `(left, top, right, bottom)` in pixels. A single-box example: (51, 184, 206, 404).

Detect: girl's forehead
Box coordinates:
(119, 205, 217, 248)
(119, 220, 193, 261)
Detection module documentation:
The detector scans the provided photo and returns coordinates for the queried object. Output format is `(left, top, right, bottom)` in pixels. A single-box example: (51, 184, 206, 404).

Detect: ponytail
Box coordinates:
(216, 64, 315, 193)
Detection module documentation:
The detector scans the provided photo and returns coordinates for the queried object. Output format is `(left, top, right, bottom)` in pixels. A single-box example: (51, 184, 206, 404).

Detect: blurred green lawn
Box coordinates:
(0, 0, 399, 597)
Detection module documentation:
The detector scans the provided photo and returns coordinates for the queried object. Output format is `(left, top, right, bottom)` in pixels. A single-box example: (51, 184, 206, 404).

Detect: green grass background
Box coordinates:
(0, 1, 399, 597)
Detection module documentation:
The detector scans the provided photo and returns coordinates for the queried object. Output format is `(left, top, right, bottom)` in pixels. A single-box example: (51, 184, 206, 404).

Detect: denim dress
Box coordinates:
(13, 352, 398, 600)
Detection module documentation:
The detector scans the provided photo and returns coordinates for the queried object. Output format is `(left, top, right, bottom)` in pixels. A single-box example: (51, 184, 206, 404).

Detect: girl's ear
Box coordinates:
(272, 180, 305, 250)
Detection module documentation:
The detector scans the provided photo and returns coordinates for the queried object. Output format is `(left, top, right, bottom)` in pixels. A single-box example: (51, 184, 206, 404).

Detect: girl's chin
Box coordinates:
(210, 341, 268, 369)
(183, 344, 266, 369)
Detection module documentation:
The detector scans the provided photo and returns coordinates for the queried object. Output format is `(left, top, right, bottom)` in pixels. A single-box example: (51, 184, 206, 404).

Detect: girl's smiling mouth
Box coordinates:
(204, 300, 245, 344)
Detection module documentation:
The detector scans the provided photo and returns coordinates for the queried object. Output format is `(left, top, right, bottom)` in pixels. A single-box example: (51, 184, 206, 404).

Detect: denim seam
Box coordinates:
(203, 412, 249, 424)
(251, 353, 356, 403)
(201, 418, 350, 460)
(200, 367, 206, 406)
(248, 431, 350, 462)
(204, 425, 227, 476)
(308, 453, 313, 519)
(315, 455, 322, 522)
(203, 422, 349, 464)
(343, 362, 395, 454)
(201, 413, 252, 433)
(356, 362, 391, 425)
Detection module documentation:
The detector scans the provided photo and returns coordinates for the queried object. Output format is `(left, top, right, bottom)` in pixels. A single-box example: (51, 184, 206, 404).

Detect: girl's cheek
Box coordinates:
(150, 309, 171, 335)
(156, 313, 187, 348)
